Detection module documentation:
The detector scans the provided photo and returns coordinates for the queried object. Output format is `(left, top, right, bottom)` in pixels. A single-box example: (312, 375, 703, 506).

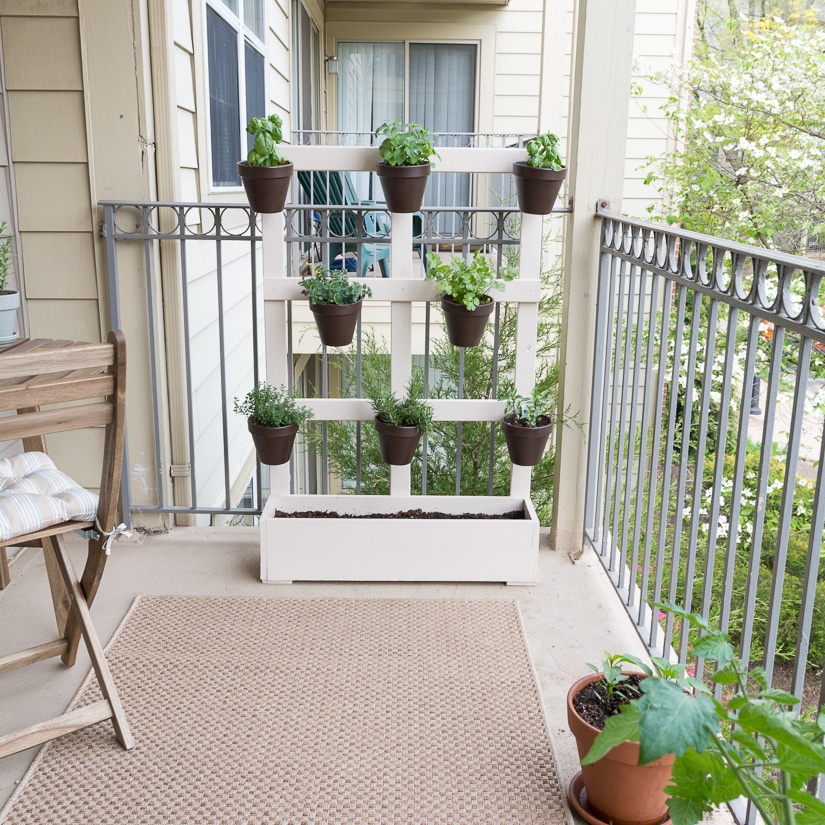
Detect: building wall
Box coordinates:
(623, 0, 696, 218)
(324, 0, 566, 137)
(0, 0, 160, 498)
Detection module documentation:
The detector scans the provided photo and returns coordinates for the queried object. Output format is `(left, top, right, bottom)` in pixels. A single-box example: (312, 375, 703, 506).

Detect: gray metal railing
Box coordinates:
(102, 196, 566, 524)
(585, 208, 825, 802)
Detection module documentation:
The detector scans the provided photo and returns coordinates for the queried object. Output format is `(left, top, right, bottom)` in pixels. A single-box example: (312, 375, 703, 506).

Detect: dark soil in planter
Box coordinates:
(503, 413, 553, 428)
(572, 674, 644, 729)
(274, 508, 525, 520)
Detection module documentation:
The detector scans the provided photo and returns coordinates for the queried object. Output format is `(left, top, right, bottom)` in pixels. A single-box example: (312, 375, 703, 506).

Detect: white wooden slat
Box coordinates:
(263, 278, 542, 303)
(284, 145, 527, 175)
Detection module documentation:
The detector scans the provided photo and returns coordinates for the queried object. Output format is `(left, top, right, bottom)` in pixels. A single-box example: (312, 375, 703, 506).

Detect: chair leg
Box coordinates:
(61, 537, 108, 668)
(42, 536, 71, 636)
(0, 547, 9, 589)
(50, 534, 134, 750)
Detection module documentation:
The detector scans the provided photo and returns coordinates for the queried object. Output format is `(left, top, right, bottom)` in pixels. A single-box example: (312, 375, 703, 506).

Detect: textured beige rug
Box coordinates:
(1, 596, 567, 824)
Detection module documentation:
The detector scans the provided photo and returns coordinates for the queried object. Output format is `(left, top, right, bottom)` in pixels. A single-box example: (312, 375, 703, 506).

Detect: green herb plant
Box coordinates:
(299, 264, 372, 306)
(504, 387, 554, 427)
(369, 378, 434, 435)
(587, 653, 638, 703)
(425, 251, 516, 311)
(375, 120, 439, 167)
(526, 131, 564, 171)
(0, 221, 13, 293)
(245, 114, 289, 167)
(233, 382, 313, 428)
(583, 604, 825, 825)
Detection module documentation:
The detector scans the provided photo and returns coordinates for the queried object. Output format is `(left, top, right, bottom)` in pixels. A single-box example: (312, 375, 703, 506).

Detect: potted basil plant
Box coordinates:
(233, 382, 313, 465)
(299, 264, 373, 348)
(425, 251, 516, 348)
(0, 221, 20, 345)
(512, 131, 568, 215)
(575, 604, 825, 825)
(374, 120, 439, 213)
(501, 387, 554, 466)
(369, 379, 434, 466)
(237, 114, 293, 214)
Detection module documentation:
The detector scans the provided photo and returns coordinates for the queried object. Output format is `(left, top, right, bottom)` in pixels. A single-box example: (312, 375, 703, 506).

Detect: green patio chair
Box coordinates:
(297, 170, 426, 277)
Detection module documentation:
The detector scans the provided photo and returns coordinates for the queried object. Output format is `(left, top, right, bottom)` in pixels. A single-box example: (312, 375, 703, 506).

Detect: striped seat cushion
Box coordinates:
(0, 452, 98, 542)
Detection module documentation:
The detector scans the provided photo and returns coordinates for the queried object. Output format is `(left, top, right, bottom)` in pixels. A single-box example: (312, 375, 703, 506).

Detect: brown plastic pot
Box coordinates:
(376, 162, 430, 213)
(501, 416, 553, 466)
(512, 161, 567, 215)
(441, 296, 495, 348)
(310, 299, 363, 347)
(237, 161, 293, 214)
(247, 420, 298, 466)
(567, 673, 675, 825)
(374, 417, 421, 465)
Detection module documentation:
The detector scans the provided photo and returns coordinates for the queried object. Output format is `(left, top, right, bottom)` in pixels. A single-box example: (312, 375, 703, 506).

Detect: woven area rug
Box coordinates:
(1, 596, 568, 825)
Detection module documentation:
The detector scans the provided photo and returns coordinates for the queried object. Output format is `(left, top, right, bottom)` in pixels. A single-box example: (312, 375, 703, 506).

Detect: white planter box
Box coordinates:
(260, 494, 540, 585)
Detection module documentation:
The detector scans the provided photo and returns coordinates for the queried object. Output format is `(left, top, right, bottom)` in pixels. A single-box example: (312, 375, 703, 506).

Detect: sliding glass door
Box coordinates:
(338, 41, 476, 227)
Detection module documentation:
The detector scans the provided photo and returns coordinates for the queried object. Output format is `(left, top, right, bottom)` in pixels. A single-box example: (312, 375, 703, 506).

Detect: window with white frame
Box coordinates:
(292, 0, 320, 142)
(206, 0, 266, 187)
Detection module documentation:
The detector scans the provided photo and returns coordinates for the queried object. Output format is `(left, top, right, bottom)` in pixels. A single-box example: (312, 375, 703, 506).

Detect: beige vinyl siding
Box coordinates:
(1, 10, 95, 342)
(624, 0, 696, 218)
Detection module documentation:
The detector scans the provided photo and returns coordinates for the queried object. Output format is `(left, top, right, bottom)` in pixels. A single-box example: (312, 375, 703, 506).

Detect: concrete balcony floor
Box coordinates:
(0, 527, 731, 821)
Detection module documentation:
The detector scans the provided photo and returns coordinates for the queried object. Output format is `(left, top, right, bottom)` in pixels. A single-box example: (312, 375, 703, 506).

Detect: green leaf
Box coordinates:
(790, 789, 825, 825)
(737, 704, 825, 773)
(666, 795, 708, 825)
(758, 688, 800, 705)
(709, 663, 740, 685)
(637, 679, 719, 763)
(581, 704, 641, 765)
(669, 748, 740, 806)
(691, 632, 735, 664)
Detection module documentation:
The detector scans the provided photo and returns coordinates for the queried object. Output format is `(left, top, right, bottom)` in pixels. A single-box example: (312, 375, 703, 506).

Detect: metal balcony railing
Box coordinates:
(102, 191, 567, 524)
(586, 207, 825, 805)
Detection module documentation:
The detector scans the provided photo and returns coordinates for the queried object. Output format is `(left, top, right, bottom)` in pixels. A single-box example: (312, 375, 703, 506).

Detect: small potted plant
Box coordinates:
(374, 120, 439, 213)
(237, 114, 293, 214)
(0, 221, 20, 345)
(512, 131, 568, 215)
(299, 264, 373, 347)
(369, 379, 434, 466)
(573, 605, 825, 825)
(425, 251, 516, 348)
(501, 387, 554, 466)
(233, 382, 313, 465)
(568, 653, 677, 825)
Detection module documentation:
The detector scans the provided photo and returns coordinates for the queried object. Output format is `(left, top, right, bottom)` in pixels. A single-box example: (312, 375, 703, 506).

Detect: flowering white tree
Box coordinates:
(645, 18, 825, 253)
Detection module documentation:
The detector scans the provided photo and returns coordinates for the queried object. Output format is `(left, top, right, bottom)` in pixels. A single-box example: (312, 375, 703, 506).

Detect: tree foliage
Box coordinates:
(644, 11, 825, 252)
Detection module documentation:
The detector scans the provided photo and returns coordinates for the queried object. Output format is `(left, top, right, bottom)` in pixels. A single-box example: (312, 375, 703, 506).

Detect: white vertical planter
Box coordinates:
(260, 494, 540, 585)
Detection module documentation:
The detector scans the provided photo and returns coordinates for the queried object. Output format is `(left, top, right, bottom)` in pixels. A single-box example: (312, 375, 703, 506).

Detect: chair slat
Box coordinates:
(0, 403, 112, 441)
(0, 343, 114, 380)
(0, 520, 94, 549)
(0, 374, 115, 412)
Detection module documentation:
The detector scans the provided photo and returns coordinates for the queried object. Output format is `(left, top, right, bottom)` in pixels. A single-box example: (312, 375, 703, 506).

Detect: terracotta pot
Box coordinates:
(376, 162, 430, 213)
(567, 673, 675, 825)
(512, 161, 567, 215)
(247, 419, 298, 465)
(374, 417, 421, 465)
(310, 299, 363, 347)
(237, 161, 294, 214)
(441, 296, 495, 348)
(501, 416, 553, 466)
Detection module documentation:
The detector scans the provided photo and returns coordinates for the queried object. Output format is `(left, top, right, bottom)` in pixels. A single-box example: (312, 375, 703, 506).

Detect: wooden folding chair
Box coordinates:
(0, 331, 134, 757)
